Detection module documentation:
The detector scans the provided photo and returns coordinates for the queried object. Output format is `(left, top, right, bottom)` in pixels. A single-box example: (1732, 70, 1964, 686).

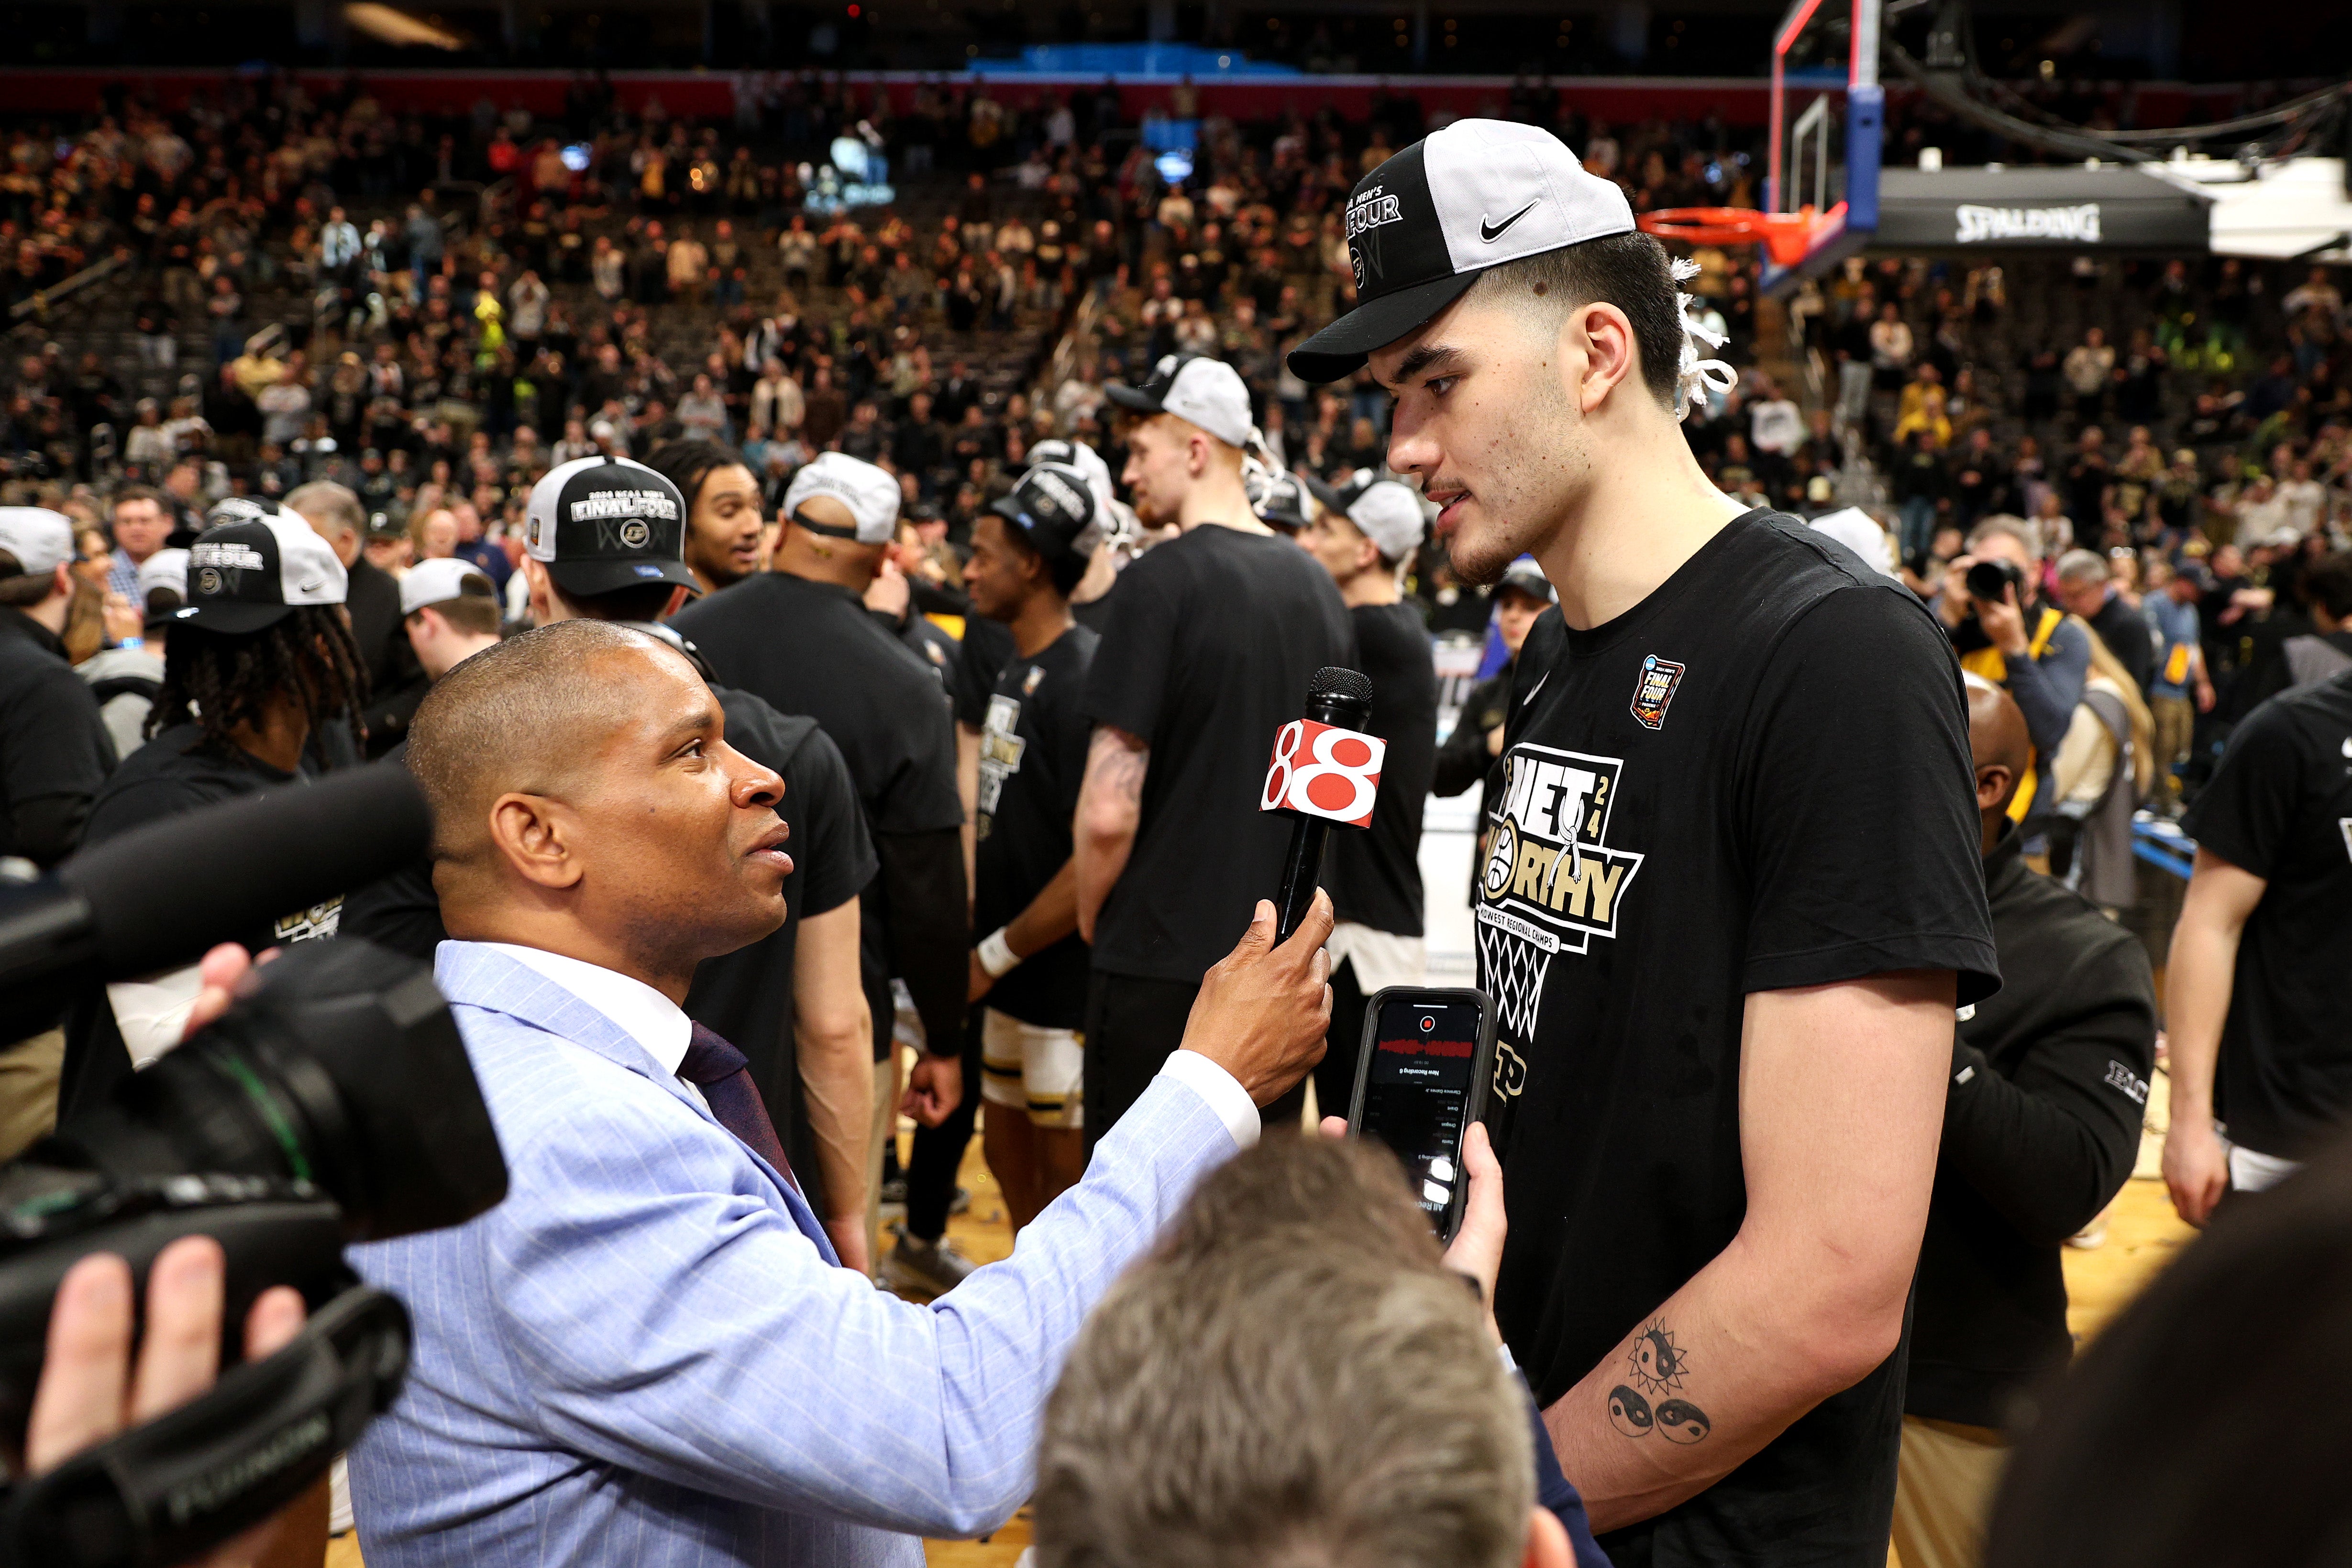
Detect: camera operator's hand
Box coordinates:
(1977, 581, 2031, 658)
(1182, 894, 1334, 1106)
(26, 1239, 308, 1568)
(185, 942, 268, 1038)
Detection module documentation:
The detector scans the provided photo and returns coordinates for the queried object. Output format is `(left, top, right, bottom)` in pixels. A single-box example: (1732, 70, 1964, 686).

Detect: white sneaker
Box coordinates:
(884, 1233, 978, 1298)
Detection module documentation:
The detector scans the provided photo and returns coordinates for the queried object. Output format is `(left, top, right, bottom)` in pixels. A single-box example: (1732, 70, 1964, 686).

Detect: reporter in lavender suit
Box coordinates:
(347, 618, 1336, 1567)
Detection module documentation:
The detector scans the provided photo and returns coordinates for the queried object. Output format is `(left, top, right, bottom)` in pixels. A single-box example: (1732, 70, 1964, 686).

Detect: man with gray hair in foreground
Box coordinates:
(348, 618, 1339, 1566)
(1035, 1129, 1607, 1568)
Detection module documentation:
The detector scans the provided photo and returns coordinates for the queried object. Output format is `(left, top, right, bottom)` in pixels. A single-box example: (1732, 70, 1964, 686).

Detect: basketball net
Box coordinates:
(1477, 915, 1555, 1041)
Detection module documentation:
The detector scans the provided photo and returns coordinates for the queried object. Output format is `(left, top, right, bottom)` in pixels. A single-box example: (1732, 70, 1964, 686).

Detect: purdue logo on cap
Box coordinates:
(620, 520, 650, 548)
(197, 566, 223, 595)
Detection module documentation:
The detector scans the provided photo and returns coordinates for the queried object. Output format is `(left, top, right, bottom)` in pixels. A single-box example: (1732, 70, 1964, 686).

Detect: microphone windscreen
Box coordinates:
(1308, 665, 1373, 705)
(57, 764, 433, 980)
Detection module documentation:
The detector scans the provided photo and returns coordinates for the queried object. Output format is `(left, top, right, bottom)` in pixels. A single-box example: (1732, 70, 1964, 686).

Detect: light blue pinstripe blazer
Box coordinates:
(347, 940, 1242, 1567)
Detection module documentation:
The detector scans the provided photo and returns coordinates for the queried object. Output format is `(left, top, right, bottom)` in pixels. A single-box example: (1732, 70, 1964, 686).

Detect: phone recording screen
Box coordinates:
(1359, 998, 1481, 1226)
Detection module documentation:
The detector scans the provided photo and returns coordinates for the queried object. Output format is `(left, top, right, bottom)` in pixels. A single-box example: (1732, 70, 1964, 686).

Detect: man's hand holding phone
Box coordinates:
(1319, 1115, 1507, 1343)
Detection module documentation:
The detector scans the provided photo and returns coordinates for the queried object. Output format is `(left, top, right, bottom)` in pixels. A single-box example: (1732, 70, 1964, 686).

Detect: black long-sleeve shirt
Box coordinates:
(1907, 828, 2156, 1428)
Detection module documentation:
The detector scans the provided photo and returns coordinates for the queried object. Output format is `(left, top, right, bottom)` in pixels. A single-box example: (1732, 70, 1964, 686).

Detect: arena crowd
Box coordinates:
(2, 68, 2350, 1568)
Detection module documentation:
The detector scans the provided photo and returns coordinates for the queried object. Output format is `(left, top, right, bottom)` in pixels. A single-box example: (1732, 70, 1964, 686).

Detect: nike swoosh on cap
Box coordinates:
(1480, 201, 1539, 243)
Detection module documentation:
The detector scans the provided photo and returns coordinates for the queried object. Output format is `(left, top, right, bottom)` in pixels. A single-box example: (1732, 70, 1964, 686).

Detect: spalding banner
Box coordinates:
(1260, 718, 1386, 828)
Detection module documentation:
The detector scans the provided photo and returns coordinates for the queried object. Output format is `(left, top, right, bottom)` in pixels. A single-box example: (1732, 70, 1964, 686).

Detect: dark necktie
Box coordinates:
(677, 1023, 801, 1194)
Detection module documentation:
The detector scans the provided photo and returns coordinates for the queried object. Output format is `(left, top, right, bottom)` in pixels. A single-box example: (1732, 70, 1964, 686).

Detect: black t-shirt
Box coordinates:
(1080, 524, 1355, 983)
(1321, 601, 1438, 938)
(952, 612, 1018, 729)
(1484, 511, 1997, 1568)
(83, 726, 344, 955)
(61, 727, 344, 1119)
(674, 573, 964, 1059)
(2178, 668, 2352, 1159)
(684, 688, 876, 1210)
(675, 574, 964, 837)
(1071, 591, 1117, 637)
(974, 624, 1098, 1028)
(0, 610, 115, 866)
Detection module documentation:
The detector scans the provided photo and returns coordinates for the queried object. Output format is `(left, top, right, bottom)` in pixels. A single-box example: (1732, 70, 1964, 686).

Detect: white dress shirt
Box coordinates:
(473, 940, 1259, 1146)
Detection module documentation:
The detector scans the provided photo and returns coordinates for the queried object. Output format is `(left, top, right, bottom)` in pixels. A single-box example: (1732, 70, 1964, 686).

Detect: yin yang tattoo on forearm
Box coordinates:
(1606, 1320, 1712, 1445)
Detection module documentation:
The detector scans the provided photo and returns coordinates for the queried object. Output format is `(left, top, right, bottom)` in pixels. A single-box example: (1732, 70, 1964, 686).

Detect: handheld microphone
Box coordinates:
(0, 763, 433, 1019)
(1261, 666, 1385, 943)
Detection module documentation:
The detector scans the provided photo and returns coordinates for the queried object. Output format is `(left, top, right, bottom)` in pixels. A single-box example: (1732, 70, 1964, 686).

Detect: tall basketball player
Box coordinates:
(1289, 118, 1998, 1568)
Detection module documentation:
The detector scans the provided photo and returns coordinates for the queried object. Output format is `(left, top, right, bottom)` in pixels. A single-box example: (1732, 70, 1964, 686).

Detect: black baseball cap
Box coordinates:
(990, 462, 1102, 562)
(177, 497, 349, 635)
(525, 455, 701, 599)
(1496, 557, 1557, 605)
(1253, 470, 1314, 533)
(1287, 119, 1637, 384)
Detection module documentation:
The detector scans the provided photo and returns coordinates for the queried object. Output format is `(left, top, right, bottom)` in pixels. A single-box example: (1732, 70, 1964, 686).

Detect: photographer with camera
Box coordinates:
(1934, 517, 2090, 833)
(347, 618, 1337, 1566)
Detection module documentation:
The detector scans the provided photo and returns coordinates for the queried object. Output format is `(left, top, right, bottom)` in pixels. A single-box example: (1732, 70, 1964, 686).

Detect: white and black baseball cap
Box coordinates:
(782, 452, 901, 545)
(1025, 437, 1116, 515)
(1288, 119, 1636, 384)
(177, 498, 348, 634)
(1343, 479, 1428, 562)
(399, 556, 496, 617)
(0, 508, 74, 578)
(1104, 353, 1254, 449)
(527, 455, 701, 599)
(991, 461, 1103, 563)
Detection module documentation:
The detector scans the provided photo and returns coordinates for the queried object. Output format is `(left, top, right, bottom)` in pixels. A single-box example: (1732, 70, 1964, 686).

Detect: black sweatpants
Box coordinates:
(1084, 969, 1305, 1157)
(904, 1008, 984, 1242)
(1309, 956, 1373, 1126)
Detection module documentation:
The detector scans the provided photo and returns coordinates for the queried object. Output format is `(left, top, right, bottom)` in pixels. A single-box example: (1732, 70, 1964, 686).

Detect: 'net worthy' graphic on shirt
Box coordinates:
(1477, 742, 1645, 1045)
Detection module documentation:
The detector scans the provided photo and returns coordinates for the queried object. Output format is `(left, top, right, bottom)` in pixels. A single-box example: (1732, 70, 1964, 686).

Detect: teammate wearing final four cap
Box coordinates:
(672, 450, 971, 1285)
(1291, 120, 1998, 1568)
(1073, 352, 1354, 1150)
(960, 462, 1106, 1231)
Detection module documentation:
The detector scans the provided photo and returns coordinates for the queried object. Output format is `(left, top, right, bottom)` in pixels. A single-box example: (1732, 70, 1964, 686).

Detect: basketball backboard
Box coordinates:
(1761, 0, 1884, 290)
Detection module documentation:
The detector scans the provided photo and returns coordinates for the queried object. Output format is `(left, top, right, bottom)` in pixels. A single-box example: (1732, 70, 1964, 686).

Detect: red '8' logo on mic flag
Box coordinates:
(1261, 719, 1386, 827)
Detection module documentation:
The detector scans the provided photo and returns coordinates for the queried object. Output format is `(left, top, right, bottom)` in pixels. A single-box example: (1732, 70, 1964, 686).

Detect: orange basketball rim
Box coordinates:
(1637, 203, 1846, 269)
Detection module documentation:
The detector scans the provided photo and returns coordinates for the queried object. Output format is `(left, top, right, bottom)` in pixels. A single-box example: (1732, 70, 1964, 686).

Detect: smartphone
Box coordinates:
(1346, 988, 1497, 1244)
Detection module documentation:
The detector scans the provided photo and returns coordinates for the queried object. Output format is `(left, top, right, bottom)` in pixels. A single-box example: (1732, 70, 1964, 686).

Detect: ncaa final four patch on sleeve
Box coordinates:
(1630, 655, 1686, 731)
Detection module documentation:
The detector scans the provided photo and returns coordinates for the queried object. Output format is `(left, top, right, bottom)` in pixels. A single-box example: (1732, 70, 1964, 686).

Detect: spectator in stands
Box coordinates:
(0, 507, 114, 871)
(2141, 559, 2214, 812)
(104, 486, 173, 603)
(2053, 547, 2155, 696)
(1937, 516, 2091, 825)
(288, 480, 423, 757)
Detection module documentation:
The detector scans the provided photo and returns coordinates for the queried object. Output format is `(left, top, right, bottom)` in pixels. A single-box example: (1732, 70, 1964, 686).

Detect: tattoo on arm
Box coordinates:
(1090, 726, 1148, 804)
(1607, 1320, 1711, 1445)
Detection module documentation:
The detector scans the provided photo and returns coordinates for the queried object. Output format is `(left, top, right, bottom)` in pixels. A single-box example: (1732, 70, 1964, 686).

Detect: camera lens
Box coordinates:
(41, 939, 506, 1244)
(1965, 560, 2017, 603)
